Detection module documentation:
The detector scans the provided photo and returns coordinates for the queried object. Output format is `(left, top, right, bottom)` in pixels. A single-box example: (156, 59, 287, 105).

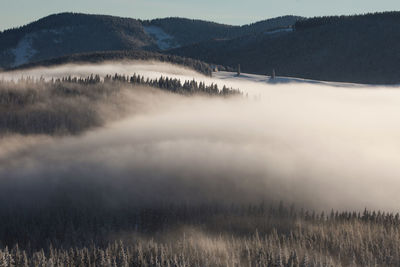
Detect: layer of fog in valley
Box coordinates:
(1, 61, 400, 212)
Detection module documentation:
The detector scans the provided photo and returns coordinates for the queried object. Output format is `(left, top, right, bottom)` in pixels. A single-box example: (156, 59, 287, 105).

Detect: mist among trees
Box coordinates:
(2, 61, 400, 267)
(0, 73, 240, 135)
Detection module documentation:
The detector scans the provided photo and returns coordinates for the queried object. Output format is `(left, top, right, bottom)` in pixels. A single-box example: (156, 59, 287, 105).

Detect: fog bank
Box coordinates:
(1, 62, 400, 211)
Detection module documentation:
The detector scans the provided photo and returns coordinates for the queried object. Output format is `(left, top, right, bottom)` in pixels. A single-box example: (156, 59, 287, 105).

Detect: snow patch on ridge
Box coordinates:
(144, 26, 179, 50)
(11, 34, 37, 67)
(264, 27, 293, 35)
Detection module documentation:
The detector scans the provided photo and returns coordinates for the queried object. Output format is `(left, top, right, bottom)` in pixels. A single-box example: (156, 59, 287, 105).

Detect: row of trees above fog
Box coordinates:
(2, 73, 240, 97)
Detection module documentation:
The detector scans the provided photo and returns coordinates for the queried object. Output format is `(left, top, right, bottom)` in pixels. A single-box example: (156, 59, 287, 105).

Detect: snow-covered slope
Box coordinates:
(1, 61, 385, 90)
(1, 62, 390, 99)
(213, 71, 370, 88)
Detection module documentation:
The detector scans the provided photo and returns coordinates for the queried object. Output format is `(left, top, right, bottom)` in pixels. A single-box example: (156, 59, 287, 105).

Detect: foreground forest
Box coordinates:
(0, 203, 399, 266)
(1, 78, 399, 266)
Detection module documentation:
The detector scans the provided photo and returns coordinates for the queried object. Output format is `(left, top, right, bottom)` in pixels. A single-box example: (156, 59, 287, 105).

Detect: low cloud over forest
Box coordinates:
(3, 62, 400, 266)
(1, 61, 400, 212)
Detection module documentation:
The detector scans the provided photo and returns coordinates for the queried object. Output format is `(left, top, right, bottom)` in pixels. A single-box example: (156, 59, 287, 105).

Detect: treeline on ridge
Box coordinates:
(294, 11, 400, 31)
(104, 73, 240, 95)
(7, 50, 215, 76)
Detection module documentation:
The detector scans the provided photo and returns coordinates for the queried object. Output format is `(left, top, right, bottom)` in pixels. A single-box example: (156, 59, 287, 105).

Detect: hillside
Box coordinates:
(6, 50, 215, 76)
(0, 13, 155, 68)
(0, 13, 300, 68)
(169, 12, 400, 84)
(143, 16, 301, 48)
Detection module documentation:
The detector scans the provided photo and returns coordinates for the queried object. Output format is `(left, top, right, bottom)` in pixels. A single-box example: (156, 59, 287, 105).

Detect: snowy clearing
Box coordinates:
(144, 26, 179, 50)
(11, 34, 37, 67)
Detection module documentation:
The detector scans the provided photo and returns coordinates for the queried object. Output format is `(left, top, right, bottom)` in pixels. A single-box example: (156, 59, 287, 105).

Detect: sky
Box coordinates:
(1, 0, 400, 31)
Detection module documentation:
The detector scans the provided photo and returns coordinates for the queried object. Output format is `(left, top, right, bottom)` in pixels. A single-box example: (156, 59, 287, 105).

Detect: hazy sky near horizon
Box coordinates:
(1, 0, 400, 30)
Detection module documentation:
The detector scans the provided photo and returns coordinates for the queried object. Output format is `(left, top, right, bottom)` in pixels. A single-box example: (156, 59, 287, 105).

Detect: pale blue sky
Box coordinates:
(1, 0, 400, 31)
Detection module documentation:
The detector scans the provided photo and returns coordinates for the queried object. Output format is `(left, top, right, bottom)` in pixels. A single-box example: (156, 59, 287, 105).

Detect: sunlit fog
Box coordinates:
(1, 61, 400, 211)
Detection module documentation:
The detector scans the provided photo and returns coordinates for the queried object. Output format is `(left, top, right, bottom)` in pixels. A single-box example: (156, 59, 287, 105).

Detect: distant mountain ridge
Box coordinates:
(0, 13, 301, 68)
(6, 12, 400, 84)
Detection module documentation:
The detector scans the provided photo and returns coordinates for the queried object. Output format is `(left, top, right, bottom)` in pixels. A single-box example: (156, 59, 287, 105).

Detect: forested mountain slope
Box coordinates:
(0, 13, 155, 68)
(169, 12, 400, 84)
(0, 13, 300, 68)
(143, 16, 301, 48)
(7, 50, 215, 76)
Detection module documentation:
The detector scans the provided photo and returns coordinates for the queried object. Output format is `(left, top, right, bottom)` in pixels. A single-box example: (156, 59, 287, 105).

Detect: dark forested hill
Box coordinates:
(143, 16, 301, 48)
(0, 13, 155, 68)
(7, 50, 215, 76)
(169, 12, 400, 84)
(0, 13, 300, 68)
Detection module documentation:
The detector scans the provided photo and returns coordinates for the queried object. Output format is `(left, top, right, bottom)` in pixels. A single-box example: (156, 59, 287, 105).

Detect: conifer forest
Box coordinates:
(2, 4, 400, 266)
